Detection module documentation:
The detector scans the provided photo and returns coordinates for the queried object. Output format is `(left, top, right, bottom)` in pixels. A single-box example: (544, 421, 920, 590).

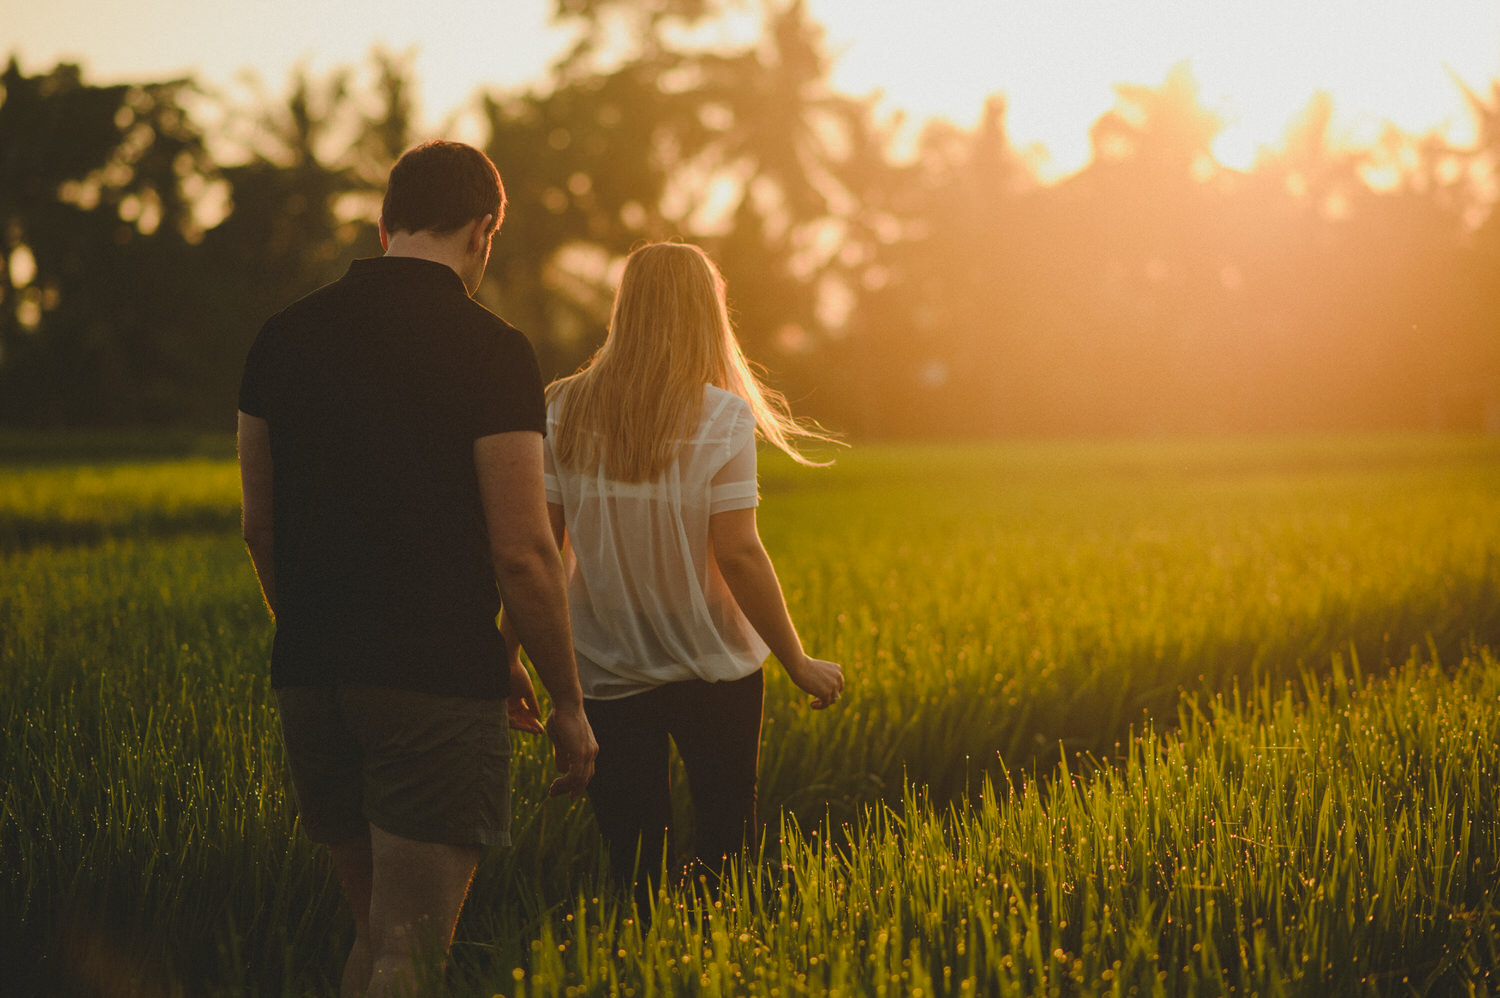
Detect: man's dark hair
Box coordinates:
(382, 140, 505, 237)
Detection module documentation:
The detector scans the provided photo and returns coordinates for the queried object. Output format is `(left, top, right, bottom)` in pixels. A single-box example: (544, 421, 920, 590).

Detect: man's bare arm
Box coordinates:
(238, 411, 277, 617)
(475, 431, 596, 796)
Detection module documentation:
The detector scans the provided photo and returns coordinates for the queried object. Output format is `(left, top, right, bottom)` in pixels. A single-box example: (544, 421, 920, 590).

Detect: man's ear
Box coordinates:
(469, 214, 495, 253)
(378, 217, 390, 251)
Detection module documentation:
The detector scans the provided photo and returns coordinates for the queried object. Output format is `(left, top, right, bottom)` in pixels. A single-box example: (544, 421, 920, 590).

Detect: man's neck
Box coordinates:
(382, 231, 469, 278)
(380, 216, 488, 295)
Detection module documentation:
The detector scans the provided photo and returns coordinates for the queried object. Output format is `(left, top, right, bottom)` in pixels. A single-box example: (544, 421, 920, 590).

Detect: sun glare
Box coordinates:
(809, 0, 1500, 177)
(10, 0, 1500, 182)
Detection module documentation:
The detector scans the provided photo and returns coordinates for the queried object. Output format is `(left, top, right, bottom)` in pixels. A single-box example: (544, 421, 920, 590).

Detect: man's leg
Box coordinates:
(365, 823, 481, 998)
(275, 688, 374, 992)
(328, 832, 373, 998)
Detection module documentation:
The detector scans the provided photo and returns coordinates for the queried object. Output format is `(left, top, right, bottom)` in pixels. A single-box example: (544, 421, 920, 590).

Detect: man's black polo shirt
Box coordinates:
(238, 256, 545, 699)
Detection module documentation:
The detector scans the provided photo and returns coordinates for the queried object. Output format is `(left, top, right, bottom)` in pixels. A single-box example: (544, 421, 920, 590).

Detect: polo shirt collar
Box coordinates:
(346, 256, 468, 294)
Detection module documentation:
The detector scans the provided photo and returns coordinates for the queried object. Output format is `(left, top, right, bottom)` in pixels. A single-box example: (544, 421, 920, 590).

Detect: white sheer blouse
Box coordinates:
(543, 385, 769, 699)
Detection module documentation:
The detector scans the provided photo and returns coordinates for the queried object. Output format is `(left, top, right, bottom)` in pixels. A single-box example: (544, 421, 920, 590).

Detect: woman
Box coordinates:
(508, 241, 845, 895)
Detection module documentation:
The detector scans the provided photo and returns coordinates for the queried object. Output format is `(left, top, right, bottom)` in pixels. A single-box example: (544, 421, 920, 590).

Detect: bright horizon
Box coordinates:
(8, 0, 1500, 179)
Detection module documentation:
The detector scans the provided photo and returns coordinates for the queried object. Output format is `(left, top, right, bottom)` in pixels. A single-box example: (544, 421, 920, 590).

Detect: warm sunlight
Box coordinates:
(10, 2, 1500, 989)
(11, 0, 1500, 181)
(808, 0, 1500, 175)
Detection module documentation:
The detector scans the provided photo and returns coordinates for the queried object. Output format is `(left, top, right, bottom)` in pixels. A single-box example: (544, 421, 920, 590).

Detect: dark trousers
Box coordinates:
(584, 669, 764, 899)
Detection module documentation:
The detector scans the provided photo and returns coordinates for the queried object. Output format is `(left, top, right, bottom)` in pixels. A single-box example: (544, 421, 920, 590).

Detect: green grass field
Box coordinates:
(4, 434, 1499, 995)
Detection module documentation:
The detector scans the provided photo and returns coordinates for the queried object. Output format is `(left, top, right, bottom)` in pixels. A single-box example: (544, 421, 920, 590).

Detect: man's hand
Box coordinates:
(507, 656, 544, 734)
(543, 703, 598, 799)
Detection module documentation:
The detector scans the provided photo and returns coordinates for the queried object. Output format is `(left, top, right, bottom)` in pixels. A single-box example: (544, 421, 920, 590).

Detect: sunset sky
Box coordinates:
(8, 0, 1500, 179)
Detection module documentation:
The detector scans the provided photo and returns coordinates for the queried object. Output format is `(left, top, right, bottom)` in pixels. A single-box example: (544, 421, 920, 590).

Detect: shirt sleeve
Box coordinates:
(709, 405, 759, 514)
(237, 319, 275, 417)
(543, 409, 562, 504)
(469, 326, 547, 439)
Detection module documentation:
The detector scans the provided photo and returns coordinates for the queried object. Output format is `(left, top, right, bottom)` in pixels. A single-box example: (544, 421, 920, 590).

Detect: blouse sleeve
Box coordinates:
(709, 407, 759, 514)
(543, 405, 563, 505)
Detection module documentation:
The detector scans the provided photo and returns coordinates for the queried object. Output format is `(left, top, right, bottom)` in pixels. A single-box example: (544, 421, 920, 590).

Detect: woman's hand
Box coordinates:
(784, 655, 845, 710)
(507, 655, 545, 734)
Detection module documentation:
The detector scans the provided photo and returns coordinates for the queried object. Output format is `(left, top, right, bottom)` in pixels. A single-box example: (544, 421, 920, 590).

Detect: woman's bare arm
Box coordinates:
(710, 506, 844, 708)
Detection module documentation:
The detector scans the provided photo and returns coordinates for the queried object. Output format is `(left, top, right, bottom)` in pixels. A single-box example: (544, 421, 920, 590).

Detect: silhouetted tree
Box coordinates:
(480, 0, 885, 397)
(839, 98, 1039, 436)
(4, 12, 1500, 436)
(0, 59, 214, 424)
(1451, 76, 1500, 428)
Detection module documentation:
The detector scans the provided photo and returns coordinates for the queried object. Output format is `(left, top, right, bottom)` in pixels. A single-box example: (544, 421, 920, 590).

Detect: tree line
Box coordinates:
(3, 0, 1498, 436)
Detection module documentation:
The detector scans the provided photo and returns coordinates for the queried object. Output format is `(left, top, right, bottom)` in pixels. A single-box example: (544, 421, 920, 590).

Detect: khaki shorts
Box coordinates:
(275, 684, 511, 847)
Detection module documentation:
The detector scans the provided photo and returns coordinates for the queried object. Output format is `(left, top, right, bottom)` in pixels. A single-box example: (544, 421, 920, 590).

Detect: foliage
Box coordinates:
(0, 59, 215, 424)
(498, 654, 1500, 996)
(3, 2, 1499, 433)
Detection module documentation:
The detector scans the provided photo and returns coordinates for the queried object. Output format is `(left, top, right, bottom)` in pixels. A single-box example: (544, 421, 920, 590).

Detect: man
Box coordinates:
(237, 140, 597, 998)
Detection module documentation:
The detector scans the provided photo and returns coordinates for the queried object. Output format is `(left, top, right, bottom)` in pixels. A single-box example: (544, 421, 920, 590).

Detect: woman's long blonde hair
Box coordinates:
(548, 242, 837, 482)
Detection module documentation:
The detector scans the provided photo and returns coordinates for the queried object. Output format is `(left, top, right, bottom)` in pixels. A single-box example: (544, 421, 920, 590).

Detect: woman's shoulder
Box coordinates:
(701, 384, 752, 421)
(544, 381, 572, 422)
(694, 387, 755, 452)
